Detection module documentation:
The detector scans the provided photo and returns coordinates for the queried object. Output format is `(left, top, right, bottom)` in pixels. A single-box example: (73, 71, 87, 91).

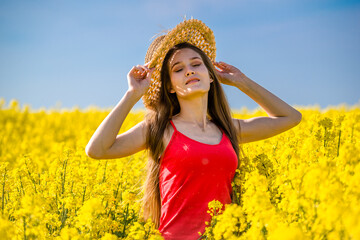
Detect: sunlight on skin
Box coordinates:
(168, 48, 213, 99)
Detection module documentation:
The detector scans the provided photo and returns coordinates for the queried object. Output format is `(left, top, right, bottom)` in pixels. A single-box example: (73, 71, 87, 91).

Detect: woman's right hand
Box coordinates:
(127, 63, 154, 99)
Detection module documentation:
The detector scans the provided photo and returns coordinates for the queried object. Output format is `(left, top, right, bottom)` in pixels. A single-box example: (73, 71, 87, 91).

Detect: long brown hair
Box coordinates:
(141, 42, 241, 228)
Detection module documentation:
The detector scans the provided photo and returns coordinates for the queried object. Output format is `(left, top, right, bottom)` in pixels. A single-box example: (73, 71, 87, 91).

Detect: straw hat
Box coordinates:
(143, 18, 216, 109)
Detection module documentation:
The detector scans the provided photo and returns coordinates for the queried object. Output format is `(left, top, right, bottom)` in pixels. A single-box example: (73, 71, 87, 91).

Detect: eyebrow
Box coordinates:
(171, 57, 201, 69)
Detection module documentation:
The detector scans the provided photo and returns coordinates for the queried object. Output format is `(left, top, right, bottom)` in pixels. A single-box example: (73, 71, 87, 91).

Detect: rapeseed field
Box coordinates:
(1, 99, 359, 239)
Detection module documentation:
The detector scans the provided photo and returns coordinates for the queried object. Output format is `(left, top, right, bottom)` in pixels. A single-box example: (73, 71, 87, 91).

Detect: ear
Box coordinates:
(210, 76, 214, 83)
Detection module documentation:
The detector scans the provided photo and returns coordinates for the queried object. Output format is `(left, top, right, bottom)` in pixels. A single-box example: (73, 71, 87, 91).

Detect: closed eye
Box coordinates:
(173, 63, 201, 72)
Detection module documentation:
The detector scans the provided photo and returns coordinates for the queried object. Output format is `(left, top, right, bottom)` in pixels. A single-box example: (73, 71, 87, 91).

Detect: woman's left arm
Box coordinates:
(214, 61, 302, 144)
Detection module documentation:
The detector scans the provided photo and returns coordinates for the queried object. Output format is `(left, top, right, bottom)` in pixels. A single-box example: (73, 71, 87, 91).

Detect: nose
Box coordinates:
(186, 71, 195, 77)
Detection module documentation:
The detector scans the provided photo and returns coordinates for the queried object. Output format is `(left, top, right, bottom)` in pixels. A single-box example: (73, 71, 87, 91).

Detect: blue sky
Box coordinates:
(1, 0, 359, 110)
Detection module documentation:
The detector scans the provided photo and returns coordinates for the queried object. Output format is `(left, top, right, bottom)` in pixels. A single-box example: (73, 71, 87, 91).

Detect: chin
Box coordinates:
(179, 87, 210, 99)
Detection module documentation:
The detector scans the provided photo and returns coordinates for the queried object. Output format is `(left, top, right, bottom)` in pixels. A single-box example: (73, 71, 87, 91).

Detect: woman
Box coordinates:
(85, 19, 302, 239)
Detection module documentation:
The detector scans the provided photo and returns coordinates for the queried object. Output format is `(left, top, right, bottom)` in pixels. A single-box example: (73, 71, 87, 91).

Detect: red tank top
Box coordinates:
(158, 120, 238, 240)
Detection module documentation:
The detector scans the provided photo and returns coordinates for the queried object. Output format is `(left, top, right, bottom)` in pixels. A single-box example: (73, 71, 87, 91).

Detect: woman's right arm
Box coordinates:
(85, 64, 154, 159)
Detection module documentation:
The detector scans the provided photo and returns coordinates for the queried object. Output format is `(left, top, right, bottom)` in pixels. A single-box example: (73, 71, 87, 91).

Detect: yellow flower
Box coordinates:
(76, 197, 104, 229)
(268, 224, 307, 240)
(1, 101, 359, 239)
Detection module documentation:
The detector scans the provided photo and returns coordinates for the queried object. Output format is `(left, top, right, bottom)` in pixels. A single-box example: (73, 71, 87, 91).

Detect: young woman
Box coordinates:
(85, 19, 302, 240)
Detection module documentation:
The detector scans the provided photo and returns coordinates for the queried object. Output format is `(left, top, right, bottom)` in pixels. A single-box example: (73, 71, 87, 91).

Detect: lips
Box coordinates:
(185, 78, 200, 85)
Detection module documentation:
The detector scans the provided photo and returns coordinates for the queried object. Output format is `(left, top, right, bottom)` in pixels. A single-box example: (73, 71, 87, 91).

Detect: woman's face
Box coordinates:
(167, 48, 213, 99)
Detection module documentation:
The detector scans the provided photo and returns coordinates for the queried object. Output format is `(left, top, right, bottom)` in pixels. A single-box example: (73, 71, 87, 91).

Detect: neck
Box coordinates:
(175, 94, 210, 130)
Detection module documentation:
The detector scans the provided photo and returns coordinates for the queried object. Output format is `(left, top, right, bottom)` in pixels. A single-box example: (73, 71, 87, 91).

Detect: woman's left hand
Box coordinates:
(213, 61, 247, 86)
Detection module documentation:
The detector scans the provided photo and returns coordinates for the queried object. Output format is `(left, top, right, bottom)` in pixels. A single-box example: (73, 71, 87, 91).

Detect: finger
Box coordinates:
(214, 67, 222, 73)
(136, 65, 145, 71)
(133, 66, 142, 72)
(213, 62, 221, 68)
(131, 69, 146, 79)
(214, 65, 226, 73)
(214, 61, 227, 65)
(214, 61, 228, 70)
(135, 66, 149, 76)
(146, 67, 155, 78)
(141, 65, 153, 73)
(130, 66, 137, 72)
(218, 61, 231, 69)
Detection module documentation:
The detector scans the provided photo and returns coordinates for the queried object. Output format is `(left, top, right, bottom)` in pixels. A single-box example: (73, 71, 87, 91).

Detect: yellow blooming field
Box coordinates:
(0, 99, 359, 240)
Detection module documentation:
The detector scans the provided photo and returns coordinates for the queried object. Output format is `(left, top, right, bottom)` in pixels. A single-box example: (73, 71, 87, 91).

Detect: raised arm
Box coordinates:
(85, 64, 154, 159)
(214, 61, 302, 144)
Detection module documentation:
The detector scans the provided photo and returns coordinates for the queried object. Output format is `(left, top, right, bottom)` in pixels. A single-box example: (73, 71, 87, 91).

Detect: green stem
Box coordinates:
(337, 130, 341, 157)
(55, 192, 58, 208)
(122, 203, 129, 236)
(82, 186, 86, 205)
(60, 203, 68, 230)
(25, 160, 37, 194)
(23, 216, 27, 240)
(19, 175, 25, 195)
(61, 157, 68, 195)
(102, 161, 107, 183)
(2, 168, 6, 215)
(114, 172, 123, 199)
(114, 182, 121, 199)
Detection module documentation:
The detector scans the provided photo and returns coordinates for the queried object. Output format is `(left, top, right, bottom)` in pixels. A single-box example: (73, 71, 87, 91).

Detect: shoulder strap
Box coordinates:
(169, 120, 177, 131)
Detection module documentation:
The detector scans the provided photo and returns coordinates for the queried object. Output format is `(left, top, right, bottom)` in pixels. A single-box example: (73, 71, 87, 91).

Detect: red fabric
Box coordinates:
(158, 120, 238, 240)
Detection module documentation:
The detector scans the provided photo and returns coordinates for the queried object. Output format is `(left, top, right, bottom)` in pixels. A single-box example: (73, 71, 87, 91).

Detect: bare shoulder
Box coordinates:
(163, 121, 175, 150)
